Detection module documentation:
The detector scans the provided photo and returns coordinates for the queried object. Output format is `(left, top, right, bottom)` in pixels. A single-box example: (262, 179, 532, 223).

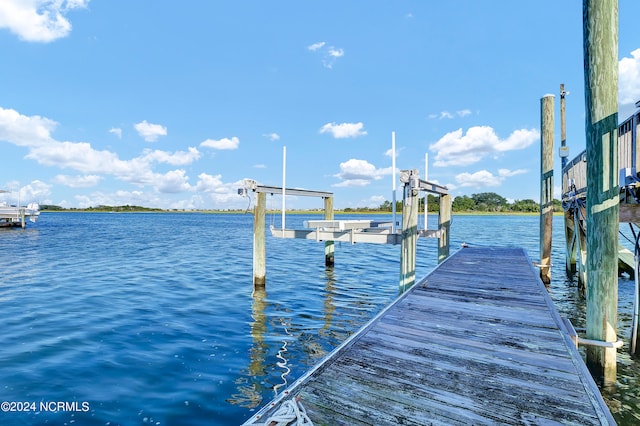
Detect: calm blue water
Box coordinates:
(0, 213, 638, 425)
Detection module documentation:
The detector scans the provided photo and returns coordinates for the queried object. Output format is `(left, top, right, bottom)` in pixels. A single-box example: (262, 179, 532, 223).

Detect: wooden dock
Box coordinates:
(244, 247, 615, 425)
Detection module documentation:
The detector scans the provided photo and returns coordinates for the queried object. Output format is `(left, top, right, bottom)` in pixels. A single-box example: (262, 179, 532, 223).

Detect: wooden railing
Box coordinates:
(562, 110, 640, 196)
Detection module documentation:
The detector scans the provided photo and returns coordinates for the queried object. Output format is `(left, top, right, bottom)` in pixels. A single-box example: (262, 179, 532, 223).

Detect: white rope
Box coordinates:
(273, 325, 292, 394)
(253, 397, 314, 426)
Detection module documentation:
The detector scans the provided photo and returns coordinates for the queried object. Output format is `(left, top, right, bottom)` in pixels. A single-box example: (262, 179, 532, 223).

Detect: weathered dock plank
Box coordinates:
(244, 247, 614, 425)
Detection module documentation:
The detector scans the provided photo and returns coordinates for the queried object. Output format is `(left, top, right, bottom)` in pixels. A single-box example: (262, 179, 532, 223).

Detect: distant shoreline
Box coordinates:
(41, 209, 562, 216)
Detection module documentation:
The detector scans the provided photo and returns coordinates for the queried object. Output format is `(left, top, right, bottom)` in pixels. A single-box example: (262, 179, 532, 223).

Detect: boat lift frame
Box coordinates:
(241, 169, 450, 290)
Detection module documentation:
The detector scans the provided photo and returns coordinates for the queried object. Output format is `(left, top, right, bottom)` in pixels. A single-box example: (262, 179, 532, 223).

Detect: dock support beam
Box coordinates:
(253, 192, 267, 289)
(564, 209, 577, 276)
(540, 94, 555, 285)
(400, 170, 419, 291)
(438, 194, 451, 263)
(324, 196, 335, 267)
(583, 0, 619, 384)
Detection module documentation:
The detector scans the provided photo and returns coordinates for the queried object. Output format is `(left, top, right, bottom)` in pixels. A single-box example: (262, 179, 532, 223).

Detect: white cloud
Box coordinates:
(0, 0, 89, 43)
(53, 174, 102, 188)
(0, 107, 58, 146)
(328, 47, 344, 58)
(384, 146, 402, 158)
(428, 109, 472, 120)
(263, 132, 280, 141)
(195, 175, 248, 206)
(0, 106, 212, 196)
(195, 173, 225, 193)
(109, 127, 122, 139)
(429, 111, 454, 120)
(454, 168, 528, 188)
(134, 120, 167, 142)
(429, 126, 539, 167)
(18, 180, 51, 202)
(155, 169, 191, 193)
(26, 140, 121, 173)
(0, 106, 255, 208)
(307, 41, 326, 51)
(497, 168, 527, 178)
(139, 147, 200, 165)
(308, 41, 345, 69)
(200, 136, 239, 150)
(333, 159, 391, 187)
(320, 122, 367, 139)
(620, 48, 640, 105)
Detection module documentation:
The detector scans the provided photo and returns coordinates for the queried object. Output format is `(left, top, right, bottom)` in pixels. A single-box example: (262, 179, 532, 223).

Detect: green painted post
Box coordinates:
(540, 94, 555, 285)
(438, 194, 451, 263)
(399, 170, 419, 291)
(324, 196, 335, 267)
(253, 192, 267, 288)
(583, 0, 619, 384)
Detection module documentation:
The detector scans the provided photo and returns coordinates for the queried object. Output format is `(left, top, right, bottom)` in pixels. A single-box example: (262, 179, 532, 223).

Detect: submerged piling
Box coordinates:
(583, 0, 619, 384)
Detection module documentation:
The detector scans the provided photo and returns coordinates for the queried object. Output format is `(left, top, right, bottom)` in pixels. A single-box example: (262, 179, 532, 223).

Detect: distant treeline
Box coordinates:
(41, 192, 562, 214)
(344, 192, 562, 213)
(41, 204, 163, 212)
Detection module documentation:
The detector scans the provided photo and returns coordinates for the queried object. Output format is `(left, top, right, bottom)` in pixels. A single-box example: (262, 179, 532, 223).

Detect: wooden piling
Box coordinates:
(583, 0, 619, 384)
(560, 84, 577, 278)
(400, 170, 419, 290)
(438, 193, 451, 263)
(560, 84, 568, 169)
(324, 196, 335, 267)
(540, 94, 555, 285)
(253, 192, 267, 288)
(565, 209, 577, 275)
(577, 206, 588, 292)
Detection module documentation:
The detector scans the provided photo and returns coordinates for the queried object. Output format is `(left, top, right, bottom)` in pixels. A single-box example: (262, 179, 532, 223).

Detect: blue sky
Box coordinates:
(0, 1, 639, 210)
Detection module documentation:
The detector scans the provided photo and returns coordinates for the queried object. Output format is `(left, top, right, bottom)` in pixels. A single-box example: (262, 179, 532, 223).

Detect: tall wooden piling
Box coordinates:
(560, 84, 577, 277)
(540, 94, 555, 285)
(253, 192, 267, 288)
(560, 84, 568, 170)
(400, 170, 419, 290)
(438, 194, 451, 263)
(583, 0, 619, 384)
(324, 196, 335, 267)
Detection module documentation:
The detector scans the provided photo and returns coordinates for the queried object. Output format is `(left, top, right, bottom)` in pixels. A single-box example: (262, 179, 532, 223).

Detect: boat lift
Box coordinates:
(240, 169, 450, 290)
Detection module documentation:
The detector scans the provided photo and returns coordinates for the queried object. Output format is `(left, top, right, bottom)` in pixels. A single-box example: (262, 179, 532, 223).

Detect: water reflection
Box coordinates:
(226, 289, 268, 409)
(231, 256, 347, 413)
(318, 266, 336, 338)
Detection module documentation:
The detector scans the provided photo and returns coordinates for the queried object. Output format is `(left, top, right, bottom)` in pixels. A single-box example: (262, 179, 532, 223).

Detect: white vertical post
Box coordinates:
(424, 153, 429, 231)
(282, 146, 286, 230)
(392, 132, 397, 234)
